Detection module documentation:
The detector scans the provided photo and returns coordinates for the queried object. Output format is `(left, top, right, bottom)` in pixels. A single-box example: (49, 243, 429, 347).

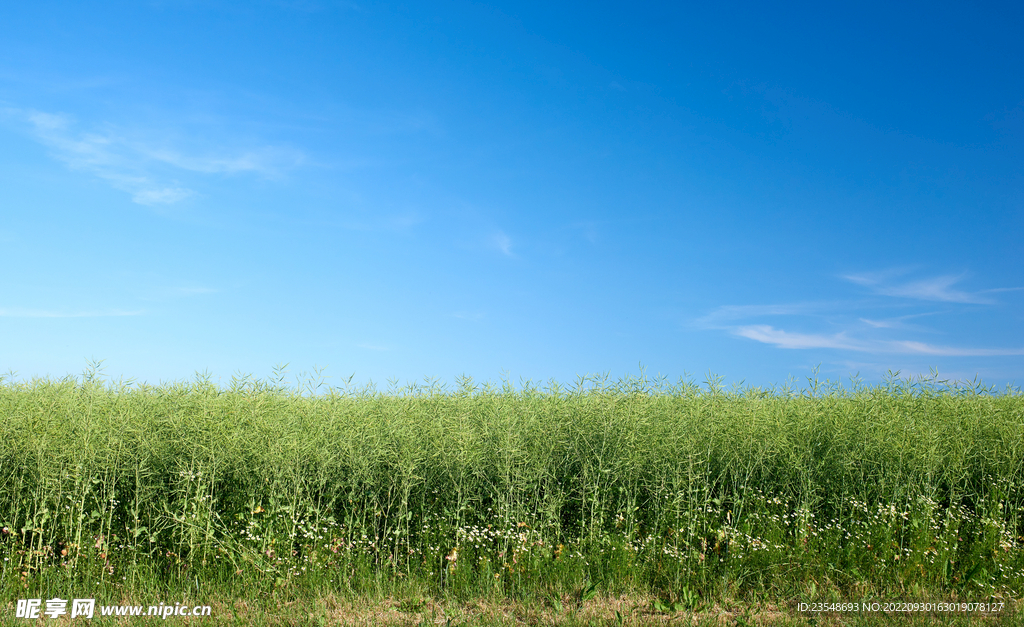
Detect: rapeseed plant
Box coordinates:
(0, 368, 1021, 616)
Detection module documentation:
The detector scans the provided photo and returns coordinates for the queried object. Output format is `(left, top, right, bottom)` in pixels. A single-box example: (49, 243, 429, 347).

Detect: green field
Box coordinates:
(1, 371, 1022, 625)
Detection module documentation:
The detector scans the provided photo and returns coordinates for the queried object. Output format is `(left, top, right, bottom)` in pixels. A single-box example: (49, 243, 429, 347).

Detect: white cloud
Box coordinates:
(175, 286, 218, 296)
(572, 221, 599, 244)
(134, 283, 219, 302)
(698, 302, 824, 327)
(858, 311, 941, 330)
(0, 307, 143, 318)
(9, 107, 303, 206)
(734, 324, 1024, 357)
(859, 318, 894, 328)
(890, 341, 1024, 357)
(134, 145, 304, 178)
(493, 232, 513, 256)
(733, 325, 866, 351)
(26, 111, 68, 131)
(131, 187, 194, 205)
(843, 271, 1011, 304)
(703, 269, 1022, 362)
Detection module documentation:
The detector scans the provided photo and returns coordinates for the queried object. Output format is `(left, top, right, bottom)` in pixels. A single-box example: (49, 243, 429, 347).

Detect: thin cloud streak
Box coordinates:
(135, 144, 304, 178)
(0, 307, 144, 318)
(696, 302, 827, 327)
(891, 341, 1024, 357)
(175, 286, 219, 296)
(493, 232, 513, 256)
(858, 311, 941, 330)
(8, 107, 304, 205)
(131, 187, 193, 205)
(733, 325, 865, 351)
(136, 284, 219, 302)
(734, 324, 1024, 357)
(710, 269, 1023, 358)
(859, 318, 895, 329)
(19, 109, 193, 206)
(843, 271, 1012, 304)
(980, 287, 1024, 294)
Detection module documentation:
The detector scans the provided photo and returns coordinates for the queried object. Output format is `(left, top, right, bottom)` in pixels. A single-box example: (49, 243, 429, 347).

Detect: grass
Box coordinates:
(1, 367, 1022, 624)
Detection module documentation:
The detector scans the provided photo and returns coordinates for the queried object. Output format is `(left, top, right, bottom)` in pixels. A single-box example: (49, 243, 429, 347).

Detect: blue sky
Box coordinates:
(1, 1, 1022, 389)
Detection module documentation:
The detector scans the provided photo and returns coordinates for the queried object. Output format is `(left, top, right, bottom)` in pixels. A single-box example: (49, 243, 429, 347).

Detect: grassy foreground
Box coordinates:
(1, 370, 1022, 625)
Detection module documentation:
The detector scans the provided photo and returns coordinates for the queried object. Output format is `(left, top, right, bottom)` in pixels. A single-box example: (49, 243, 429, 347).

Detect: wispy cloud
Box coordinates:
(858, 311, 941, 330)
(0, 307, 143, 318)
(175, 286, 218, 296)
(697, 302, 825, 327)
(859, 318, 899, 329)
(7, 107, 304, 206)
(572, 221, 600, 244)
(452, 311, 485, 322)
(130, 187, 193, 205)
(733, 325, 865, 351)
(19, 110, 193, 205)
(889, 341, 1024, 357)
(133, 144, 303, 178)
(702, 269, 1023, 359)
(135, 283, 219, 302)
(734, 325, 1024, 356)
(843, 271, 1015, 304)
(307, 210, 427, 233)
(493, 232, 513, 256)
